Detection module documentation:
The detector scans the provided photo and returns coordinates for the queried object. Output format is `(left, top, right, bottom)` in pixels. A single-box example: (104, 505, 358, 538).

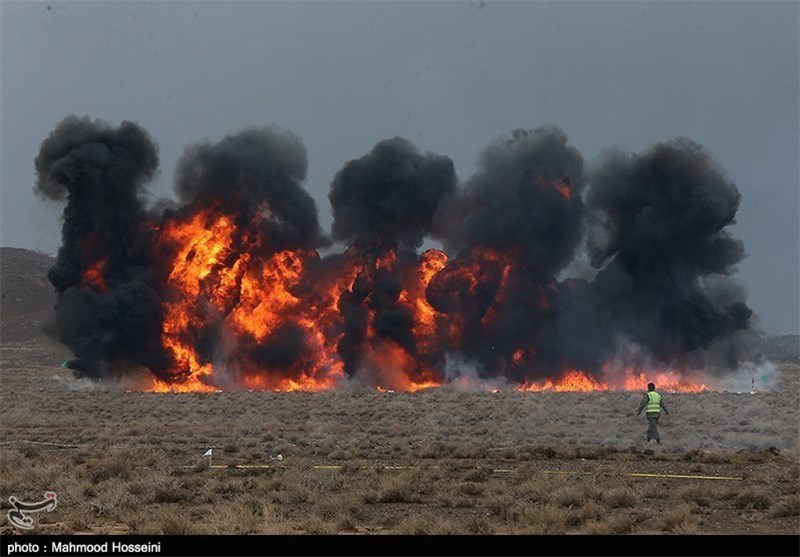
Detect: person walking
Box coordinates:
(637, 382, 669, 444)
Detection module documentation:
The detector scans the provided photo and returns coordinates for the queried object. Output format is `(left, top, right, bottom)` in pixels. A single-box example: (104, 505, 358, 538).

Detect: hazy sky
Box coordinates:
(1, 1, 797, 334)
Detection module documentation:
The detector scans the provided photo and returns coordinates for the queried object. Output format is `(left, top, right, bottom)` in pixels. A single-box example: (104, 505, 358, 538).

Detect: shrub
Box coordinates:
(159, 514, 192, 535)
(662, 503, 698, 533)
(603, 487, 638, 509)
(734, 488, 772, 510)
(553, 485, 585, 508)
(770, 495, 800, 518)
(675, 484, 716, 508)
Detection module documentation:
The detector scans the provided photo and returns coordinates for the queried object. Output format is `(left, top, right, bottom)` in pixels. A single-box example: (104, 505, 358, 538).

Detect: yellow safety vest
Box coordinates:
(646, 391, 662, 413)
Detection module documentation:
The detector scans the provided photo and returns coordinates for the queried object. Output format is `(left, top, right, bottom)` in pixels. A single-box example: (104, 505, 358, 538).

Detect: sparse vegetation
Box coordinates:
(603, 487, 639, 509)
(1, 334, 798, 535)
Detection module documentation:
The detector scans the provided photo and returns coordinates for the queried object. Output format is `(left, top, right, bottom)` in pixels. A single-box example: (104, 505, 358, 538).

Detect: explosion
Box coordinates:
(35, 117, 753, 392)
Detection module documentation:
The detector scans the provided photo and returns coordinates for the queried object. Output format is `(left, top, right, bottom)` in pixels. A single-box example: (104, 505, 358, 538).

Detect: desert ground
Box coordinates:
(1, 248, 798, 535)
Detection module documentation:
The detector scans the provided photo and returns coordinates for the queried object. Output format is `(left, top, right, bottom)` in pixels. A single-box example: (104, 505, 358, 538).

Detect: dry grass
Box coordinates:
(1, 340, 798, 535)
(770, 495, 800, 518)
(734, 488, 772, 511)
(602, 487, 639, 509)
(675, 483, 718, 508)
(660, 503, 698, 533)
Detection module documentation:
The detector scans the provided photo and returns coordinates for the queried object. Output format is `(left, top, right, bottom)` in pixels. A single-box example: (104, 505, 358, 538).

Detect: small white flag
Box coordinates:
(203, 449, 213, 457)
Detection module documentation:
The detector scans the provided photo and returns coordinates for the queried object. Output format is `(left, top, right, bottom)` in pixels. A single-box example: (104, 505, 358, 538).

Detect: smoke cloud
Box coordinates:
(428, 126, 586, 382)
(434, 125, 585, 270)
(553, 139, 752, 372)
(35, 116, 168, 378)
(174, 126, 326, 253)
(328, 138, 456, 381)
(330, 137, 456, 249)
(35, 116, 756, 390)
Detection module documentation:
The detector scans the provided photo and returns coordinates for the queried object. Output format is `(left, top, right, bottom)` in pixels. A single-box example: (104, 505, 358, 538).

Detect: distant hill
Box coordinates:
(1, 247, 56, 341)
(760, 334, 800, 363)
(0, 247, 797, 362)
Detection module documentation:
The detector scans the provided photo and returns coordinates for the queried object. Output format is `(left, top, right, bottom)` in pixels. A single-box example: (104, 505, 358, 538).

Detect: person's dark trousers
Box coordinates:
(646, 412, 661, 444)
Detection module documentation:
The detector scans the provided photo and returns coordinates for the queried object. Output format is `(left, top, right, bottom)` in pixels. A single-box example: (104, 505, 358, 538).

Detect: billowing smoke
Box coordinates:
(330, 137, 456, 249)
(35, 116, 755, 391)
(173, 127, 326, 253)
(434, 126, 585, 269)
(428, 126, 586, 382)
(34, 116, 169, 378)
(553, 139, 752, 373)
(328, 138, 456, 381)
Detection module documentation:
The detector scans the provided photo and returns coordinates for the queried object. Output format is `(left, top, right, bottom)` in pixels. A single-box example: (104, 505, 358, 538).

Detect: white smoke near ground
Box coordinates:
(441, 353, 508, 392)
(704, 359, 779, 393)
(52, 374, 105, 392)
(552, 334, 781, 393)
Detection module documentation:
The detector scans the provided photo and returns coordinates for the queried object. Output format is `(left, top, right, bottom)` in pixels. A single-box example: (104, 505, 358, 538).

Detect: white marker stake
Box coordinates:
(203, 448, 213, 467)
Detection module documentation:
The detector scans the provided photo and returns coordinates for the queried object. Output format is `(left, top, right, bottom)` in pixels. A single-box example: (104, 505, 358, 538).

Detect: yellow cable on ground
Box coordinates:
(184, 463, 743, 480)
(626, 472, 743, 481)
(180, 464, 273, 469)
(541, 469, 742, 481)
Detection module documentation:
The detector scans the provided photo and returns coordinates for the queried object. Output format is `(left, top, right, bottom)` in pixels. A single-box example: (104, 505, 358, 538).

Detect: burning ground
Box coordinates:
(35, 116, 761, 392)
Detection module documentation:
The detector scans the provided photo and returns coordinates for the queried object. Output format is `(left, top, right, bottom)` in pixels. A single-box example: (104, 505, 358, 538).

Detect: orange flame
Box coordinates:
(242, 372, 341, 392)
(618, 369, 708, 393)
(148, 375, 217, 393)
(359, 341, 442, 392)
(553, 177, 572, 201)
(80, 259, 107, 292)
(517, 369, 605, 392)
(151, 206, 354, 392)
(516, 368, 708, 393)
(136, 205, 711, 394)
(410, 249, 448, 355)
(157, 211, 235, 387)
(535, 174, 572, 201)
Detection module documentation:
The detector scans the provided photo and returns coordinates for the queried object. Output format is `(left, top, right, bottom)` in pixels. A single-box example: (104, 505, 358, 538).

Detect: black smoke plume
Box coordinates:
(173, 126, 326, 253)
(35, 116, 755, 387)
(328, 138, 456, 378)
(330, 137, 456, 249)
(34, 116, 169, 377)
(434, 126, 585, 270)
(428, 126, 586, 381)
(553, 139, 752, 373)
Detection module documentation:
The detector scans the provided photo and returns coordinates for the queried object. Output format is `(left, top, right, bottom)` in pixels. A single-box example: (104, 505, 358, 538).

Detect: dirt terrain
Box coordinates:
(1, 247, 798, 535)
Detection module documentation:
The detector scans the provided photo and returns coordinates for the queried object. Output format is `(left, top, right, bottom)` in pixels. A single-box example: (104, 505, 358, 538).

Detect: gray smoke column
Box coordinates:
(34, 115, 169, 378)
(554, 138, 752, 371)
